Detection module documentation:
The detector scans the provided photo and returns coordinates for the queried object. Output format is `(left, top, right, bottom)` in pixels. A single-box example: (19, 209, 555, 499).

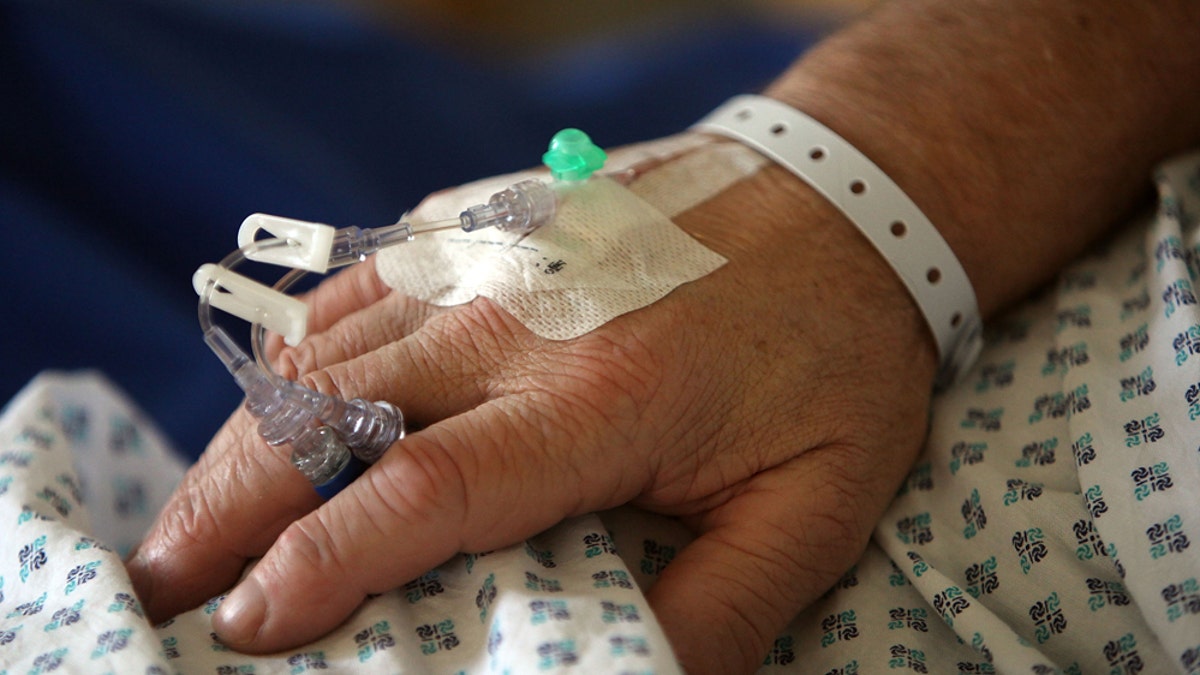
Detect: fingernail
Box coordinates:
(123, 550, 145, 581)
(124, 552, 156, 612)
(214, 577, 266, 648)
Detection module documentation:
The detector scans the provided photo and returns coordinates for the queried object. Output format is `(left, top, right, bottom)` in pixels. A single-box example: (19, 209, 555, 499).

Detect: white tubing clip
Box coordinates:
(193, 264, 309, 346)
(238, 213, 336, 274)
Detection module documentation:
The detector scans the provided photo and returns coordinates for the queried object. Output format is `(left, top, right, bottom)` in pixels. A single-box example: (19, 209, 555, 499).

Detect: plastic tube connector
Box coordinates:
(204, 327, 359, 495)
(310, 452, 368, 500)
(460, 179, 556, 233)
(281, 384, 404, 463)
(288, 426, 357, 487)
(325, 223, 415, 270)
(238, 213, 337, 274)
(542, 129, 607, 181)
(194, 264, 309, 346)
(238, 215, 420, 273)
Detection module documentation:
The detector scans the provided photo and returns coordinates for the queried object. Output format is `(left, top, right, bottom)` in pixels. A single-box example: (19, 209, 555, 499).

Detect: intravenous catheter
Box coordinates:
(194, 129, 608, 498)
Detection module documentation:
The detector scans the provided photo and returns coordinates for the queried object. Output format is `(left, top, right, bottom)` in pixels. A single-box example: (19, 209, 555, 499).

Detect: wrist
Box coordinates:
(763, 0, 1200, 321)
(670, 150, 940, 389)
(765, 66, 997, 314)
(693, 95, 980, 386)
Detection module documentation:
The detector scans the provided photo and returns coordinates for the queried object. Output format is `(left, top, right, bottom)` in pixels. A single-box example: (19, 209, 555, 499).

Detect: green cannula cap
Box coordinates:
(542, 128, 607, 181)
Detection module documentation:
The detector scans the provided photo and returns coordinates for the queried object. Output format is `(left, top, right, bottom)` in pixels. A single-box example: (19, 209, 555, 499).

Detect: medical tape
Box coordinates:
(375, 135, 769, 340)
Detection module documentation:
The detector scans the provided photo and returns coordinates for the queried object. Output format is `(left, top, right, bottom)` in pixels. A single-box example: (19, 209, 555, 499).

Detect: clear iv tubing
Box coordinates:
(199, 177, 562, 494)
(249, 176, 563, 379)
(197, 239, 404, 501)
(245, 262, 408, 464)
(248, 214, 479, 462)
(197, 244, 349, 491)
(242, 201, 539, 445)
(245, 213, 469, 404)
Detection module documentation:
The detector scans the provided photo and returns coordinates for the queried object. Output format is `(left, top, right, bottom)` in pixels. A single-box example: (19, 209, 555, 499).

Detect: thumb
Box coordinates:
(209, 423, 472, 653)
(210, 392, 639, 653)
(646, 446, 888, 675)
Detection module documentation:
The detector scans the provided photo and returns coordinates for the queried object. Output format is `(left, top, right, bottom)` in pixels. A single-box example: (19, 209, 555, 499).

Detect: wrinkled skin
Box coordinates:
(126, 162, 936, 675)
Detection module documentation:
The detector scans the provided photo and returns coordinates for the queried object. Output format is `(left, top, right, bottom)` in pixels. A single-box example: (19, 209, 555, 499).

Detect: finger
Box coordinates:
(130, 299, 534, 622)
(275, 292, 440, 380)
(125, 408, 322, 624)
(263, 256, 396, 361)
(294, 297, 537, 425)
(646, 444, 901, 675)
(212, 391, 646, 653)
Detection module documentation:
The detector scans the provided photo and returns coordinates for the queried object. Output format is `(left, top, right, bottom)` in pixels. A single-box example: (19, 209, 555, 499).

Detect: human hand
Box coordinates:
(126, 159, 937, 675)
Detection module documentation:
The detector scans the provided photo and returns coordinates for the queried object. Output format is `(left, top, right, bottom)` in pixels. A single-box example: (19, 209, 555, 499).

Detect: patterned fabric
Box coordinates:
(0, 374, 679, 674)
(0, 152, 1197, 674)
(761, 150, 1200, 674)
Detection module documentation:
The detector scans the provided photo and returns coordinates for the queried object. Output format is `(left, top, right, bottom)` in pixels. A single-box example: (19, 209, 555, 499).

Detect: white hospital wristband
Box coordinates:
(694, 94, 983, 388)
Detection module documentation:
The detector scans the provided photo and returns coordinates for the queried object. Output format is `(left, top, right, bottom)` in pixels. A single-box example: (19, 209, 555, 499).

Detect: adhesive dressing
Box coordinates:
(375, 135, 767, 339)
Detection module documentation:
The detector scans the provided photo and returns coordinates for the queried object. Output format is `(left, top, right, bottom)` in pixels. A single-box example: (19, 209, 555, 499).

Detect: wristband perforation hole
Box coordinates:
(695, 95, 983, 388)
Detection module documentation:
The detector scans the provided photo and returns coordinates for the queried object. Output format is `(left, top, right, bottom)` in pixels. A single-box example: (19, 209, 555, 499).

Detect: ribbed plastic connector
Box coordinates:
(325, 223, 415, 269)
(459, 179, 556, 233)
(282, 384, 404, 463)
(203, 326, 360, 497)
(289, 426, 355, 486)
(311, 453, 368, 501)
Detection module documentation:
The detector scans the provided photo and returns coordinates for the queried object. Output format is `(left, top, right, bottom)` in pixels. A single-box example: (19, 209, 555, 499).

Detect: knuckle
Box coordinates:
(157, 445, 248, 551)
(300, 357, 386, 405)
(323, 314, 385, 365)
(150, 486, 218, 558)
(280, 328, 365, 382)
(156, 431, 292, 557)
(528, 335, 668, 452)
(404, 321, 494, 403)
(426, 301, 521, 372)
(367, 438, 471, 542)
(280, 342, 320, 379)
(350, 258, 394, 307)
(688, 571, 779, 671)
(272, 515, 351, 583)
(518, 331, 664, 423)
(298, 368, 347, 400)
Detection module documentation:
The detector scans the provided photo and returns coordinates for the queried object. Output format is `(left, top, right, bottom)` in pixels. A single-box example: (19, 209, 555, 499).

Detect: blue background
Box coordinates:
(0, 0, 817, 458)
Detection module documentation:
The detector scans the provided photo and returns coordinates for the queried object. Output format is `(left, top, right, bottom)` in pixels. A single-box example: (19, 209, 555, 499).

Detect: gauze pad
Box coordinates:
(375, 135, 766, 340)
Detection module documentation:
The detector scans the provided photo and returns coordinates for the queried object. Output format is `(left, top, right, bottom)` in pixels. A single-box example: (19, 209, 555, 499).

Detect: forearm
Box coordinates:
(767, 0, 1200, 317)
